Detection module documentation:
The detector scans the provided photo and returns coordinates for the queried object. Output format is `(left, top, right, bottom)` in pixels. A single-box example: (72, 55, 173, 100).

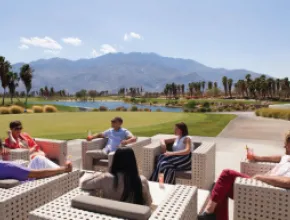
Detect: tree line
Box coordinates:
(118, 87, 143, 97)
(0, 56, 33, 105)
(163, 74, 290, 100)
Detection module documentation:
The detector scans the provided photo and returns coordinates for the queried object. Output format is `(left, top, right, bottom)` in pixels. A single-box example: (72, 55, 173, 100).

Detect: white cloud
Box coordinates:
(44, 50, 60, 55)
(124, 32, 143, 41)
(100, 44, 117, 54)
(62, 37, 82, 46)
(20, 36, 62, 50)
(90, 44, 117, 58)
(91, 49, 101, 58)
(19, 44, 29, 50)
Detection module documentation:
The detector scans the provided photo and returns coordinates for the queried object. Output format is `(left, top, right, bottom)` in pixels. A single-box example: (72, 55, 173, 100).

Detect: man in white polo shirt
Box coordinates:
(85, 117, 136, 170)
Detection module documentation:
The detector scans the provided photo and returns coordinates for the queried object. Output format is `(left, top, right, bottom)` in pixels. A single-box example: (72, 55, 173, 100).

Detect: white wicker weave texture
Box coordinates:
(29, 184, 197, 220)
(0, 170, 80, 220)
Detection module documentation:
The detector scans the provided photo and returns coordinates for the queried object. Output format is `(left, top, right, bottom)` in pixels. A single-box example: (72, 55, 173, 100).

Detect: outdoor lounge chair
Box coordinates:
(29, 183, 198, 220)
(234, 161, 290, 220)
(82, 137, 151, 171)
(142, 140, 216, 190)
(3, 138, 68, 166)
(0, 169, 80, 220)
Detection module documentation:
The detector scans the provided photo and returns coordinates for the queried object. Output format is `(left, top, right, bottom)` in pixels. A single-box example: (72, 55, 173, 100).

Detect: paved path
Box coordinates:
(217, 112, 290, 142)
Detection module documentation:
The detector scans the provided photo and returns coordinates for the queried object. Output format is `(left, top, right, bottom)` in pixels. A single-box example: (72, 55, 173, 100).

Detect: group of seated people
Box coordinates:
(1, 117, 290, 220)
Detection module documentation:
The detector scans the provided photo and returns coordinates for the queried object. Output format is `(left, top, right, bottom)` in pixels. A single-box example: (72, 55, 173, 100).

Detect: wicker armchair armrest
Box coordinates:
(191, 142, 216, 190)
(7, 148, 30, 161)
(150, 185, 197, 219)
(81, 138, 107, 168)
(142, 141, 161, 179)
(240, 161, 277, 176)
(35, 138, 68, 166)
(234, 177, 290, 220)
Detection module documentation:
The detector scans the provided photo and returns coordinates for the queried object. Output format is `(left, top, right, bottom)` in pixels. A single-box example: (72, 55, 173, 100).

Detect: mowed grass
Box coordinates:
(0, 112, 236, 140)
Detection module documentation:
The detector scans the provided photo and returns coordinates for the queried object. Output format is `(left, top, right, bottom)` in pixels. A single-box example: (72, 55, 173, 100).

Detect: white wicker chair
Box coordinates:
(0, 170, 80, 220)
(82, 137, 151, 172)
(234, 161, 290, 220)
(3, 138, 68, 166)
(29, 184, 197, 220)
(142, 141, 216, 190)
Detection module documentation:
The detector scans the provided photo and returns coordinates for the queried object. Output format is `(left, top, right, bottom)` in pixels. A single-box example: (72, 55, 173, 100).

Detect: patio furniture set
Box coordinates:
(1, 135, 288, 220)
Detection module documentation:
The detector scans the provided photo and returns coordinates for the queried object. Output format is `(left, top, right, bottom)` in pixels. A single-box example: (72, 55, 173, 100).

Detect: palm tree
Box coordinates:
(208, 81, 213, 90)
(50, 87, 54, 96)
(188, 83, 194, 97)
(227, 78, 233, 98)
(181, 84, 185, 97)
(276, 79, 280, 98)
(201, 81, 206, 94)
(20, 64, 33, 106)
(0, 56, 11, 105)
(222, 76, 228, 96)
(214, 82, 218, 89)
(7, 72, 19, 104)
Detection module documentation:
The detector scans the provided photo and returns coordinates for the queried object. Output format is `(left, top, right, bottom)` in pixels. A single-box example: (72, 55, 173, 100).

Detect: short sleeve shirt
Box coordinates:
(5, 133, 37, 149)
(102, 128, 133, 153)
(269, 155, 290, 177)
(0, 161, 31, 181)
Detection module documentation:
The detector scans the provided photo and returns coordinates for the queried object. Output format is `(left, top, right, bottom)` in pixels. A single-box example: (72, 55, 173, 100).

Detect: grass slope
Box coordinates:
(0, 112, 235, 140)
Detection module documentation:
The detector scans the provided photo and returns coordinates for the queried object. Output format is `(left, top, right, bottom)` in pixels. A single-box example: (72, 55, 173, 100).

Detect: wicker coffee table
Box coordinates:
(29, 180, 200, 220)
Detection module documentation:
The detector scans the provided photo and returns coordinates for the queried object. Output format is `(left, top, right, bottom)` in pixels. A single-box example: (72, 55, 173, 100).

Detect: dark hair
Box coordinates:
(286, 136, 290, 144)
(175, 122, 189, 137)
(110, 147, 144, 205)
(10, 121, 22, 129)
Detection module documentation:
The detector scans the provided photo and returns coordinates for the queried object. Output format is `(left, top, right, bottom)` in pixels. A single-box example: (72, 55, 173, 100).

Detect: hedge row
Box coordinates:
(0, 105, 58, 115)
(255, 108, 290, 120)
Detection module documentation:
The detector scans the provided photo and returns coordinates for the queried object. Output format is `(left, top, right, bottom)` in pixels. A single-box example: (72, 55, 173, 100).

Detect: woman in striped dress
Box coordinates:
(150, 122, 192, 184)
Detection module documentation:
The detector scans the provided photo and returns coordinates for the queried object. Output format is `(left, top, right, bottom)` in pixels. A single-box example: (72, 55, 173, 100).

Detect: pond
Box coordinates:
(32, 101, 183, 112)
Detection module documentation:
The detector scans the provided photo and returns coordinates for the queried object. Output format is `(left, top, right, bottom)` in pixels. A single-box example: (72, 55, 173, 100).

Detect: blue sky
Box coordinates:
(1, 0, 290, 78)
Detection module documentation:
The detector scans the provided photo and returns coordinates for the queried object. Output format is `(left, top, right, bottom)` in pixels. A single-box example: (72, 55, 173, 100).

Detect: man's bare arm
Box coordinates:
(28, 164, 72, 179)
(126, 136, 137, 144)
(255, 175, 290, 188)
(254, 155, 282, 163)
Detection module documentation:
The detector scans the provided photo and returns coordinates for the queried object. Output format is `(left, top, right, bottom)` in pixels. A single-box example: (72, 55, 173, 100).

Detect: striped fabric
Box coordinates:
(150, 153, 191, 184)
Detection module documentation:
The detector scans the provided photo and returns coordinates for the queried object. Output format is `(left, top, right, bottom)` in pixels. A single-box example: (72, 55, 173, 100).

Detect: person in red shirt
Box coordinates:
(4, 121, 46, 160)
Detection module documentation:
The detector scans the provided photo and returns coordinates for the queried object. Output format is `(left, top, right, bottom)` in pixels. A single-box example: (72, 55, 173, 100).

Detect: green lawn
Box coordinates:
(0, 112, 235, 140)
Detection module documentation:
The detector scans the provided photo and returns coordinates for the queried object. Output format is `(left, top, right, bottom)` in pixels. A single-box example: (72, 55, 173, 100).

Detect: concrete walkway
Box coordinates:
(217, 112, 290, 142)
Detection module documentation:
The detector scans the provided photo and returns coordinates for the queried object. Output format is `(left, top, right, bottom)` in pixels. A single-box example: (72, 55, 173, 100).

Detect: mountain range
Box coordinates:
(12, 52, 267, 92)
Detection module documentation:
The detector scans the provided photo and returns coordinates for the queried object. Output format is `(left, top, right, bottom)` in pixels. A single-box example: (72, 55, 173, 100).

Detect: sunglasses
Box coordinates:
(13, 127, 23, 131)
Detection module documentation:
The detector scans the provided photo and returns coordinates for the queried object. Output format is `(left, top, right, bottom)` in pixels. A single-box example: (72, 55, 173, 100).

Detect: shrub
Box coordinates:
(32, 105, 44, 113)
(185, 100, 197, 108)
(43, 105, 58, 113)
(0, 107, 10, 114)
(138, 108, 144, 112)
(183, 109, 189, 113)
(144, 108, 150, 112)
(202, 102, 210, 108)
(122, 108, 127, 112)
(257, 108, 290, 121)
(140, 98, 147, 104)
(9, 105, 24, 114)
(198, 107, 207, 113)
(115, 106, 125, 111)
(130, 106, 138, 112)
(99, 106, 108, 111)
(153, 100, 158, 104)
(156, 108, 162, 112)
(92, 108, 99, 112)
(26, 109, 34, 113)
